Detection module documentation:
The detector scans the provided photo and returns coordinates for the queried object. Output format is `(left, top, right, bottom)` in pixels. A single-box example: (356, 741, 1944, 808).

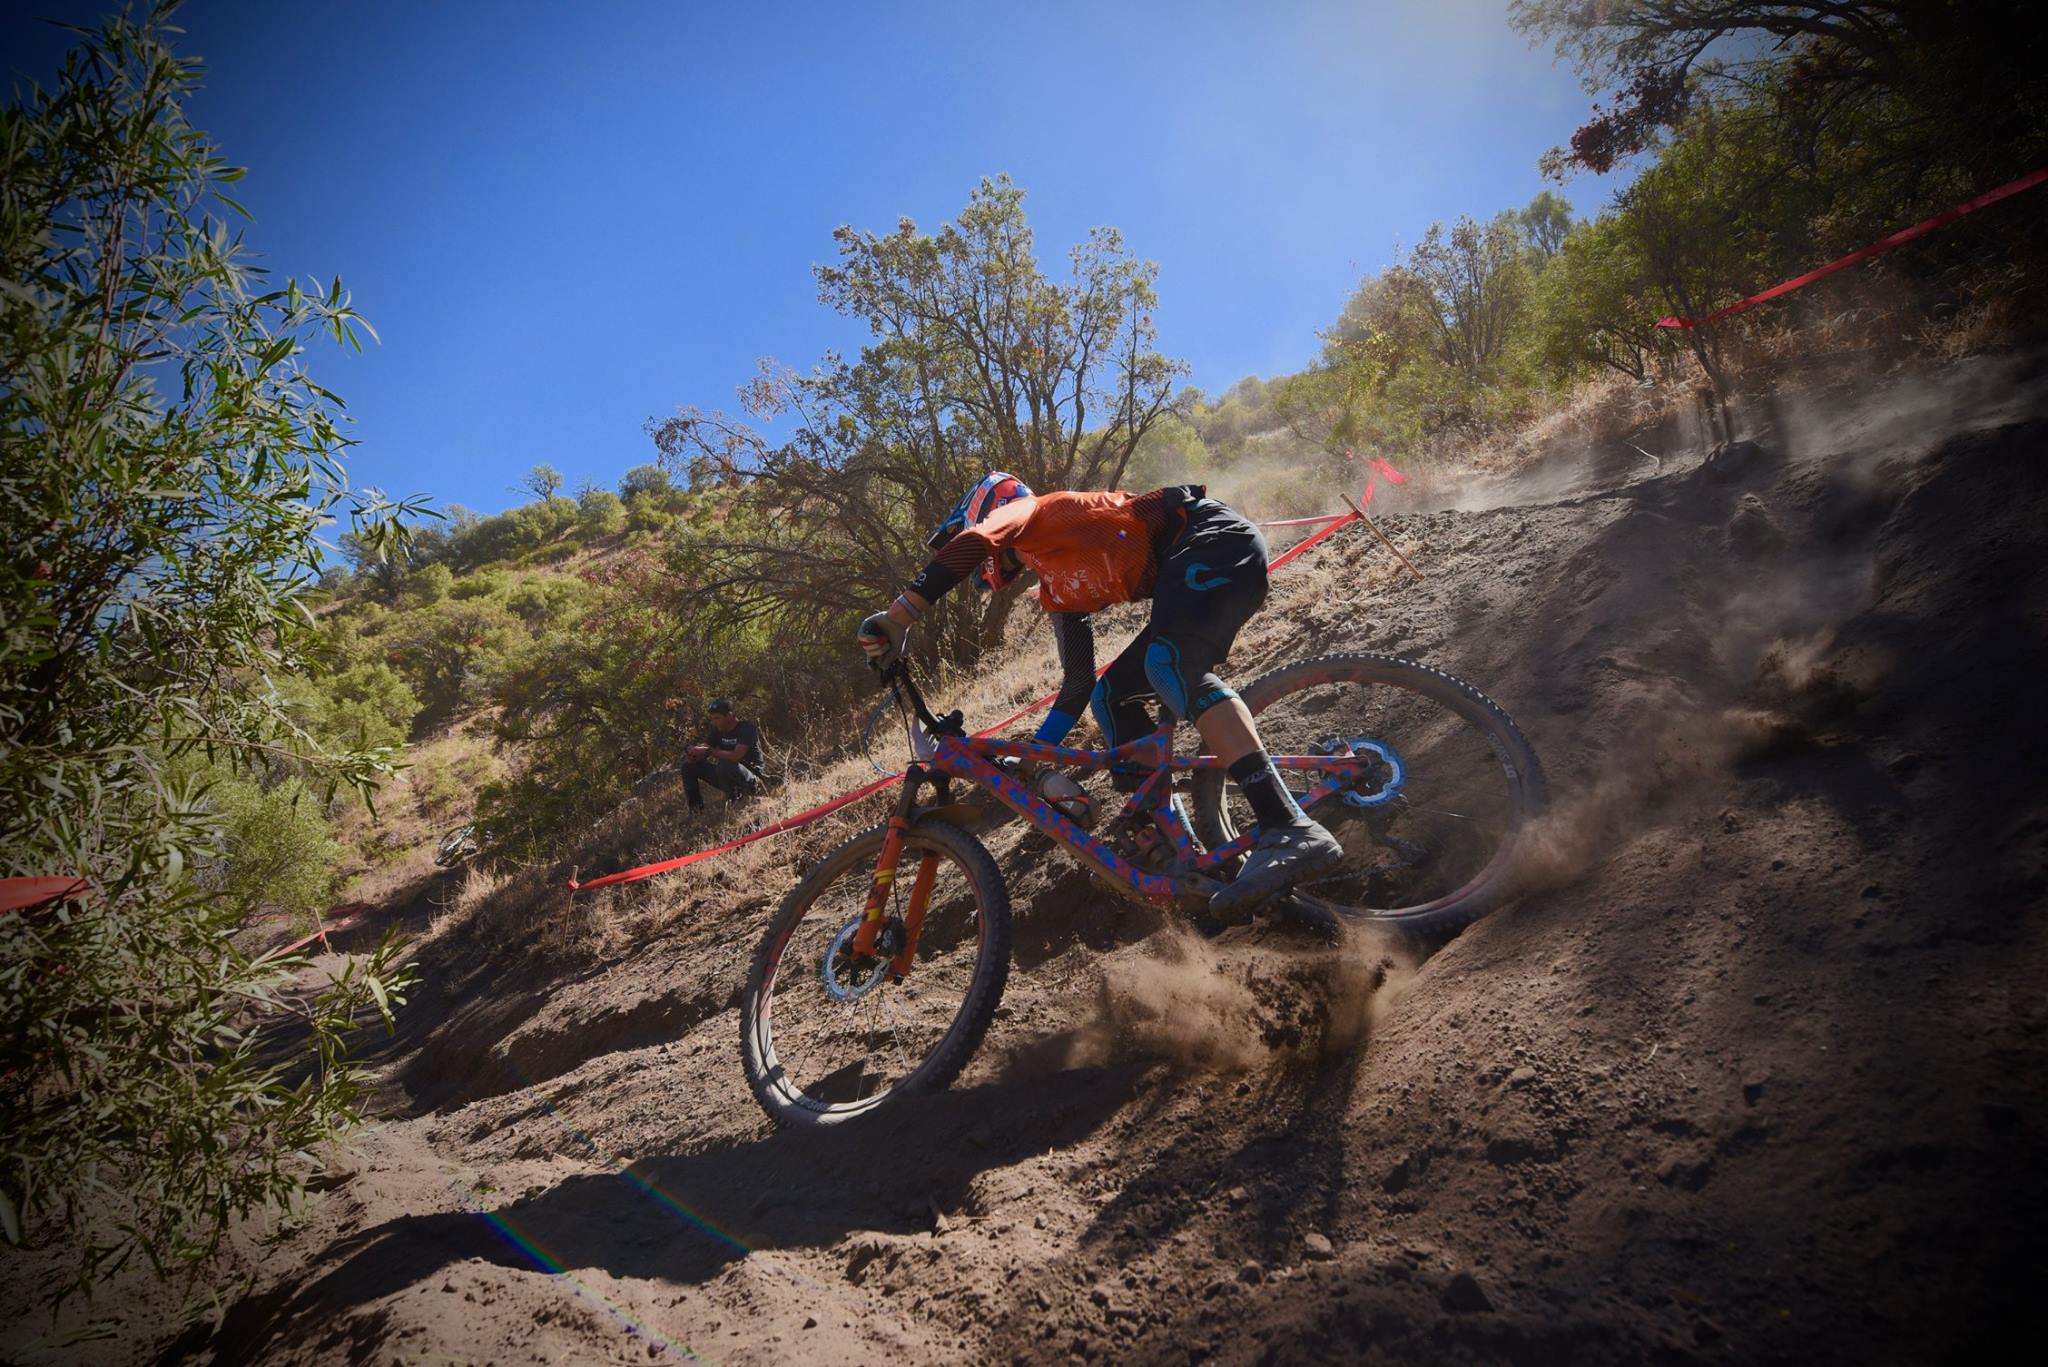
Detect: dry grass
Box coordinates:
(325, 715, 510, 916)
(446, 614, 1095, 963)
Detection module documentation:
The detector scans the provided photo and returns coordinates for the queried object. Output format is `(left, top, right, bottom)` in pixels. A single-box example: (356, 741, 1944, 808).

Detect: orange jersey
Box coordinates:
(970, 490, 1165, 613)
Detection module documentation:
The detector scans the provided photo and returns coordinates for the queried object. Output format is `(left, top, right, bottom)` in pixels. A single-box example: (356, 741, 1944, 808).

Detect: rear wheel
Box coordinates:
(1192, 654, 1545, 938)
(741, 818, 1011, 1127)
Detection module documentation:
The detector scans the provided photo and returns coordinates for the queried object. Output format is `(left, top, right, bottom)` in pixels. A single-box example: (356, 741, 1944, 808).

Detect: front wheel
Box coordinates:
(741, 817, 1012, 1127)
(1192, 654, 1546, 938)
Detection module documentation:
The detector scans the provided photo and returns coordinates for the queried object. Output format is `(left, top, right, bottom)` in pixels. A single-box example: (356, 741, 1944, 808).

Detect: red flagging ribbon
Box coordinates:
(567, 458, 1410, 893)
(0, 877, 91, 917)
(566, 774, 903, 892)
(1657, 166, 2048, 330)
(268, 902, 377, 957)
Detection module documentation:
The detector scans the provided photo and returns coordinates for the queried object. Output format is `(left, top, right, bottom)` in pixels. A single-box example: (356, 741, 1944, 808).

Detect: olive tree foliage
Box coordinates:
(646, 176, 1188, 664)
(0, 8, 416, 1304)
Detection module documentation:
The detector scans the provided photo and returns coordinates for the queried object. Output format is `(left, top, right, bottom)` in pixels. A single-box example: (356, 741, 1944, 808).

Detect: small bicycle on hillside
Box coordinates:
(740, 652, 1545, 1127)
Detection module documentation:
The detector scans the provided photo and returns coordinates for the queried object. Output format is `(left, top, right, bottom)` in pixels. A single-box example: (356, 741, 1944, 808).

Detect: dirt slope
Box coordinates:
(10, 351, 2047, 1365)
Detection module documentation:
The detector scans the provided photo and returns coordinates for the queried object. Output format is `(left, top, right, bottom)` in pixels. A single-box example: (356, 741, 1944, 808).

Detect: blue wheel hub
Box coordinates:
(1314, 736, 1405, 809)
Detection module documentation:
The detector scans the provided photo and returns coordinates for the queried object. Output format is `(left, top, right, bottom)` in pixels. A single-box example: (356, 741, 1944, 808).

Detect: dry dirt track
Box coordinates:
(9, 352, 2048, 1365)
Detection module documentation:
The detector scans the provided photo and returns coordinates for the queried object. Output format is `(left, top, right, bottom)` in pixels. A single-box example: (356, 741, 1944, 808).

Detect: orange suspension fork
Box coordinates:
(888, 854, 940, 981)
(850, 816, 912, 956)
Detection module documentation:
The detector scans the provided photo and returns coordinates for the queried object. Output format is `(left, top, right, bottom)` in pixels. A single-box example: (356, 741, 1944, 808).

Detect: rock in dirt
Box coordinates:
(1441, 1271, 1494, 1313)
(1237, 1260, 1265, 1285)
(845, 1236, 894, 1285)
(1303, 1231, 1336, 1260)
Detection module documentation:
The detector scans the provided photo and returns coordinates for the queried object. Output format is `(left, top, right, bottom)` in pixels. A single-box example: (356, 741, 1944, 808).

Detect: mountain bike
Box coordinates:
(740, 653, 1545, 1127)
(433, 821, 485, 868)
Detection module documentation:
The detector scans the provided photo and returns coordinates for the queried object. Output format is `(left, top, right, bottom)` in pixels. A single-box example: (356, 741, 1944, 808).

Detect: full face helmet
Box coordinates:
(926, 471, 1033, 591)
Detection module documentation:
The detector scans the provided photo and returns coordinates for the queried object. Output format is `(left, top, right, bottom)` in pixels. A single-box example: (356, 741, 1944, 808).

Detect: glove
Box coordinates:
(858, 610, 907, 668)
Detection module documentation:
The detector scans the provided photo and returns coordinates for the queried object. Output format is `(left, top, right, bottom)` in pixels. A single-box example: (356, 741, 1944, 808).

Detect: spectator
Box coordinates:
(678, 697, 764, 812)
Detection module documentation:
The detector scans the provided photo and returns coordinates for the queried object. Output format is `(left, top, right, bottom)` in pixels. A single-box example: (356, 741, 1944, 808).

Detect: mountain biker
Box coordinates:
(858, 472, 1341, 920)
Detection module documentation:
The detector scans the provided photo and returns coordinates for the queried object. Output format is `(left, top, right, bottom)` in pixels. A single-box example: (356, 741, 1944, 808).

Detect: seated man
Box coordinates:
(858, 473, 1340, 921)
(679, 697, 764, 812)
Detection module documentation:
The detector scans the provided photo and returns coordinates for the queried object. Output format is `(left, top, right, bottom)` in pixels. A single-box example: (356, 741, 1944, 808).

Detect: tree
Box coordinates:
(338, 529, 408, 601)
(1513, 1, 2048, 182)
(523, 463, 564, 504)
(577, 487, 626, 537)
(0, 8, 415, 1304)
(1612, 99, 1801, 405)
(387, 599, 522, 723)
(1517, 190, 1576, 260)
(1401, 213, 1534, 374)
(617, 463, 672, 501)
(1527, 216, 1670, 382)
(646, 176, 1188, 662)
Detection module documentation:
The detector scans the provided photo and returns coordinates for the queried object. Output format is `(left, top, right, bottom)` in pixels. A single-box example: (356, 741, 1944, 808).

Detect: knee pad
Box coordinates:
(1088, 676, 1119, 745)
(1146, 640, 1238, 722)
(1146, 643, 1236, 725)
(1143, 640, 1191, 720)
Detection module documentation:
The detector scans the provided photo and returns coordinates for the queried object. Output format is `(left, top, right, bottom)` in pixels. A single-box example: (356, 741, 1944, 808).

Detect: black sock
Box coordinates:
(1228, 750, 1308, 830)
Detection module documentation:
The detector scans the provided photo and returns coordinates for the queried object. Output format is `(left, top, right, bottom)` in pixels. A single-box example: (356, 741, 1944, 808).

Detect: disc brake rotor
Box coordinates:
(1313, 736, 1406, 808)
(821, 917, 903, 1003)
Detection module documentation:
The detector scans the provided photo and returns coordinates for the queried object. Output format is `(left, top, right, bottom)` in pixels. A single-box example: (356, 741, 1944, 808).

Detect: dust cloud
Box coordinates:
(1033, 922, 1412, 1074)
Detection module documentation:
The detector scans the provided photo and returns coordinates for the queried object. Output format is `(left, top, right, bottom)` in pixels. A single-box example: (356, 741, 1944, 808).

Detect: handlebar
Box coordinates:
(872, 659, 963, 743)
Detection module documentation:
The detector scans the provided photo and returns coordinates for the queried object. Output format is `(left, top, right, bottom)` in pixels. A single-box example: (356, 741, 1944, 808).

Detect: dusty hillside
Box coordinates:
(9, 350, 2046, 1365)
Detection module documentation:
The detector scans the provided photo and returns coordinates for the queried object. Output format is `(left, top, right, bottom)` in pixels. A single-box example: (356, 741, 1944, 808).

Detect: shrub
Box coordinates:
(321, 662, 422, 750)
(578, 487, 626, 536)
(619, 463, 673, 501)
(449, 569, 504, 600)
(0, 11, 413, 1305)
(185, 763, 344, 923)
(403, 561, 453, 606)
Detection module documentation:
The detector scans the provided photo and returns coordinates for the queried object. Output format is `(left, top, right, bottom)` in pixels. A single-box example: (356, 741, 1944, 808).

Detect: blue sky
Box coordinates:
(6, 0, 1621, 517)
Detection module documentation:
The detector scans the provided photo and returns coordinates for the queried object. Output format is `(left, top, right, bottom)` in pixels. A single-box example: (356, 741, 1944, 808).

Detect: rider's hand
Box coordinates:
(858, 610, 907, 668)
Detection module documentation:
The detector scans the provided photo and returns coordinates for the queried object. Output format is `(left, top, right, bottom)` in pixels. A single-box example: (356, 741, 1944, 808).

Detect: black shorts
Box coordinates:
(1090, 499, 1268, 746)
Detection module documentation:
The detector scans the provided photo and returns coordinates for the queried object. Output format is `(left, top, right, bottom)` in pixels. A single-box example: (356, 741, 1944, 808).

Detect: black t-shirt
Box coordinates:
(699, 719, 761, 767)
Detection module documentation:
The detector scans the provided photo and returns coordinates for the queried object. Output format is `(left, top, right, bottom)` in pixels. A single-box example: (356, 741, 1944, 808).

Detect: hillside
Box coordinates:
(10, 347, 2045, 1364)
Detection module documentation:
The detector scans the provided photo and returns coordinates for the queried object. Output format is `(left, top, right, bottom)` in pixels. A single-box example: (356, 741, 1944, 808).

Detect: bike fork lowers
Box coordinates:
(849, 768, 940, 981)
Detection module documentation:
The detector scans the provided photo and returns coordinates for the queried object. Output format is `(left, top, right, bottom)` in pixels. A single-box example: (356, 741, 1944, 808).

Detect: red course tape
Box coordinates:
(1657, 166, 2048, 330)
(0, 877, 91, 917)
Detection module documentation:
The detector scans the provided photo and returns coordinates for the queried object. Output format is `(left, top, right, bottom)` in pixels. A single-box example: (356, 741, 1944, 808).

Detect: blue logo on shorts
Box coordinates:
(1185, 563, 1229, 591)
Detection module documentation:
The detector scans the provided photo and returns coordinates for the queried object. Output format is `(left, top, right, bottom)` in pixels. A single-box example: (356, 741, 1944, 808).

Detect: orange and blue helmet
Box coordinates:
(927, 471, 1033, 591)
